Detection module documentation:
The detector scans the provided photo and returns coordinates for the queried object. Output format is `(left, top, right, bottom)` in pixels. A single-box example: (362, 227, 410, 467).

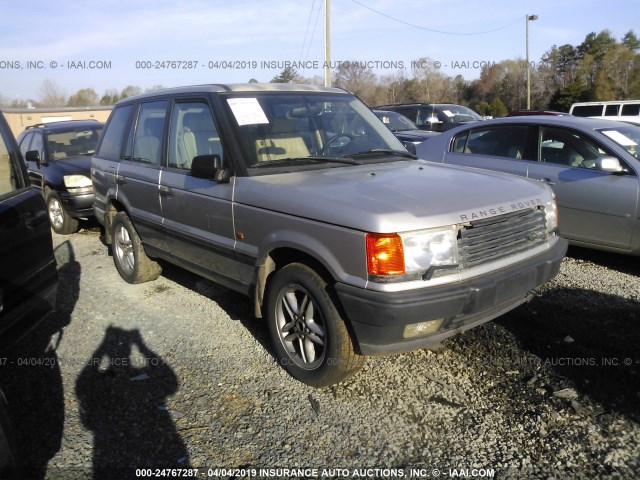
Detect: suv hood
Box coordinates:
(48, 155, 92, 176)
(235, 160, 551, 233)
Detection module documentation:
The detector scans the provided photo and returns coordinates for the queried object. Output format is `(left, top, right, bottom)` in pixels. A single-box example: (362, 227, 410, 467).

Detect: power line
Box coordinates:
(304, 0, 324, 62)
(350, 0, 523, 36)
(300, 0, 317, 62)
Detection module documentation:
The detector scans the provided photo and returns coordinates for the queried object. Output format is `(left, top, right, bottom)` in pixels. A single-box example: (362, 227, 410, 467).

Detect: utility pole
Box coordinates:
(324, 0, 331, 87)
(526, 14, 538, 109)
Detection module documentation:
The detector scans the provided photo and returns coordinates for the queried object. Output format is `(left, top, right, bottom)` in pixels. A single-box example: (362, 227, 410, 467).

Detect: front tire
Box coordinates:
(46, 190, 79, 235)
(265, 263, 364, 387)
(110, 212, 161, 284)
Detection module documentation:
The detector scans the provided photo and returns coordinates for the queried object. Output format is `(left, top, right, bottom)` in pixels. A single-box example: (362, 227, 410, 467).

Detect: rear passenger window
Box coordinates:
(132, 101, 168, 165)
(571, 105, 604, 117)
(98, 105, 134, 160)
(398, 108, 418, 125)
(0, 131, 20, 196)
(621, 104, 640, 116)
(415, 107, 435, 127)
(461, 126, 529, 159)
(168, 102, 223, 170)
(604, 104, 620, 116)
(452, 131, 469, 152)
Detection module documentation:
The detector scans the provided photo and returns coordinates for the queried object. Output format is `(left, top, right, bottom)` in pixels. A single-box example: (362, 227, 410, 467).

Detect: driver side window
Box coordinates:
(30, 132, 44, 160)
(540, 127, 609, 169)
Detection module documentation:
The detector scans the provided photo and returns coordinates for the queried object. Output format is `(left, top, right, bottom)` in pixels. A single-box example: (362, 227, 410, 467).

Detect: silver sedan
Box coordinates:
(417, 116, 640, 256)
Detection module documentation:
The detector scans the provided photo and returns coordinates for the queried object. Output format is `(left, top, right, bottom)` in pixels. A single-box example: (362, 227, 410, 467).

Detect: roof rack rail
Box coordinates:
(25, 119, 99, 129)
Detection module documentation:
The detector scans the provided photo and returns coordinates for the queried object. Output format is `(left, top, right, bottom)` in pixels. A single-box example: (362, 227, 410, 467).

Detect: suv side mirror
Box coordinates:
(596, 156, 624, 173)
(26, 150, 47, 167)
(401, 141, 417, 155)
(191, 155, 231, 183)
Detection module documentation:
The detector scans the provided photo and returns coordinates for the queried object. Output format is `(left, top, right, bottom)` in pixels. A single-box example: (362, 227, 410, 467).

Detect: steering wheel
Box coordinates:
(320, 134, 354, 155)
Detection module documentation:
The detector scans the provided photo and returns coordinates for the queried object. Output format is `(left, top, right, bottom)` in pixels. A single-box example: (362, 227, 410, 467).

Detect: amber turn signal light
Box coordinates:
(366, 233, 405, 275)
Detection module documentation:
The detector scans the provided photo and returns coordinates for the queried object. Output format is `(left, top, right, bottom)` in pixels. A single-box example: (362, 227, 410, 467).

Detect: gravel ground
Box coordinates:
(1, 226, 639, 480)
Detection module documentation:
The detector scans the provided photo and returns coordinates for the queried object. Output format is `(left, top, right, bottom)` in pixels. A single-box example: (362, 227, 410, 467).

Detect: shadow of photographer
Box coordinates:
(76, 326, 189, 479)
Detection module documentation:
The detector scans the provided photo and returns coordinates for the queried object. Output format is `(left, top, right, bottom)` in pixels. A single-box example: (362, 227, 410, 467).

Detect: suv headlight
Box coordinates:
(400, 227, 458, 272)
(366, 227, 458, 278)
(545, 197, 559, 236)
(63, 175, 93, 194)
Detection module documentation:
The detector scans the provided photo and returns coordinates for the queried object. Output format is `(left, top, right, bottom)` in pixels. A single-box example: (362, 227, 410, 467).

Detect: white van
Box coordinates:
(570, 100, 640, 124)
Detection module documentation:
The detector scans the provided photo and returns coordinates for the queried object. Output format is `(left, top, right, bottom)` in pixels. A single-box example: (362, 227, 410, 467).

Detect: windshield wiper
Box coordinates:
(249, 156, 362, 168)
(344, 149, 417, 160)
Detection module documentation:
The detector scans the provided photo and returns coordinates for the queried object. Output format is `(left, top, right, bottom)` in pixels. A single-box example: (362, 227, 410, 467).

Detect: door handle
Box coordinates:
(115, 174, 125, 185)
(26, 211, 48, 229)
(159, 185, 173, 196)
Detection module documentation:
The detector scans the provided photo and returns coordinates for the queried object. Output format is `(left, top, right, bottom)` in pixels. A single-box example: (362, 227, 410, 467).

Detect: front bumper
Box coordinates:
(335, 237, 567, 355)
(58, 191, 94, 218)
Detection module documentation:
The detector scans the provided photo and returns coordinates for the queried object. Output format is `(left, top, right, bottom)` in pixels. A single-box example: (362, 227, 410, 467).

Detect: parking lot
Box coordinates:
(1, 226, 639, 479)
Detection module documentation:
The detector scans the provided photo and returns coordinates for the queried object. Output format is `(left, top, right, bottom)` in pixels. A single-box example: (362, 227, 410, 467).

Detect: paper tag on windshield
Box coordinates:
(227, 98, 269, 126)
(442, 110, 454, 118)
(601, 130, 637, 147)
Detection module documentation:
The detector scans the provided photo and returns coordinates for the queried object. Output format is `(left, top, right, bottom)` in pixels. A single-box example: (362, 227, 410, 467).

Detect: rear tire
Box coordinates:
(265, 263, 364, 387)
(46, 190, 79, 235)
(110, 212, 161, 284)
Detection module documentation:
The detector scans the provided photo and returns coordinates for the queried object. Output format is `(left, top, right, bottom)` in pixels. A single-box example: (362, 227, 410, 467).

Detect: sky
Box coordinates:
(0, 0, 638, 104)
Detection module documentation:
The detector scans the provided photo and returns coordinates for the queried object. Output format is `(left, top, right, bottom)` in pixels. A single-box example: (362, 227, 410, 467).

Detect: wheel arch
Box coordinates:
(103, 198, 127, 244)
(42, 182, 58, 196)
(254, 247, 335, 319)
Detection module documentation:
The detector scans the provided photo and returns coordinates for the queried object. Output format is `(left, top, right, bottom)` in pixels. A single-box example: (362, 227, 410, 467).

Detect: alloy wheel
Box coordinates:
(114, 224, 135, 275)
(275, 284, 327, 369)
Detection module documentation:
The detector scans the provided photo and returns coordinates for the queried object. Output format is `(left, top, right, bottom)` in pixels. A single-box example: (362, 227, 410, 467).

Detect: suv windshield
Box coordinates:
(222, 93, 408, 173)
(597, 125, 640, 158)
(47, 126, 103, 159)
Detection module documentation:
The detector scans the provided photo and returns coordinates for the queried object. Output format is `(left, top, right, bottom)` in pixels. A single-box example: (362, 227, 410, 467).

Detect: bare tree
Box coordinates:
(38, 78, 67, 107)
(411, 57, 455, 103)
(120, 86, 142, 99)
(333, 61, 376, 104)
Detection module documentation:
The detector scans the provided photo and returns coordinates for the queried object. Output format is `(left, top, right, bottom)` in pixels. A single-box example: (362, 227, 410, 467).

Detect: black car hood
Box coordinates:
(48, 155, 92, 176)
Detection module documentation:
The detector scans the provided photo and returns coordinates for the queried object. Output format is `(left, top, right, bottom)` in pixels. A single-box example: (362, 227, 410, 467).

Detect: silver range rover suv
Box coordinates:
(91, 83, 567, 387)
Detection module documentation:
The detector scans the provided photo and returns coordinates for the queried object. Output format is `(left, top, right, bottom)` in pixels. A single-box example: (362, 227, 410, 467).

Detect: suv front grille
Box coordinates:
(458, 207, 548, 269)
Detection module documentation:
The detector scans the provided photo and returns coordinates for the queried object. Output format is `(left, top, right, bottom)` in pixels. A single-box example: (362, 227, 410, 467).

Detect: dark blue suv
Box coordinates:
(17, 120, 103, 234)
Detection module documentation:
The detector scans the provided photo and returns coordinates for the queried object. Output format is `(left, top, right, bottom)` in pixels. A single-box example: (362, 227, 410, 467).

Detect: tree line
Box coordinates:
(2, 29, 639, 116)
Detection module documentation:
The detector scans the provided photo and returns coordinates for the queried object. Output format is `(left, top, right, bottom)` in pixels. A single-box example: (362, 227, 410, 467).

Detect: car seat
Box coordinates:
(255, 117, 310, 161)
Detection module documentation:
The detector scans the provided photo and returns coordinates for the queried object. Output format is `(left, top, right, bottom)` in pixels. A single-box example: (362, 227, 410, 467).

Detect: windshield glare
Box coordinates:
(435, 105, 483, 123)
(225, 93, 407, 172)
(47, 127, 103, 159)
(376, 111, 418, 131)
(597, 125, 640, 158)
